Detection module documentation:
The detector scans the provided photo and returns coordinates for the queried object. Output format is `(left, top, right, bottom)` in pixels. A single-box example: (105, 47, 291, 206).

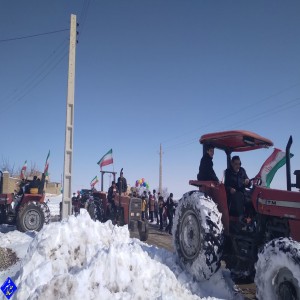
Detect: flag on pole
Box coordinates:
(90, 176, 99, 187)
(20, 160, 27, 179)
(97, 149, 113, 170)
(256, 148, 293, 187)
(44, 150, 50, 176)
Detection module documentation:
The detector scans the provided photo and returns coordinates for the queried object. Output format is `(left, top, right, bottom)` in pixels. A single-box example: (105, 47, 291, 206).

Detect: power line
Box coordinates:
(0, 28, 69, 43)
(161, 82, 300, 145)
(0, 38, 68, 106)
(164, 96, 300, 152)
(77, 0, 92, 42)
(0, 50, 68, 115)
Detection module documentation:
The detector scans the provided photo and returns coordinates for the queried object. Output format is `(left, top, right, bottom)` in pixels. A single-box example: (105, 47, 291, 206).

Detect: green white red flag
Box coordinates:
(20, 160, 27, 179)
(256, 148, 293, 187)
(97, 149, 113, 170)
(90, 176, 99, 187)
(44, 150, 50, 176)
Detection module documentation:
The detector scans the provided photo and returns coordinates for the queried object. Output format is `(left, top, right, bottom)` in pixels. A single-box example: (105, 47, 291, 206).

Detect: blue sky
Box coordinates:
(1, 0, 300, 198)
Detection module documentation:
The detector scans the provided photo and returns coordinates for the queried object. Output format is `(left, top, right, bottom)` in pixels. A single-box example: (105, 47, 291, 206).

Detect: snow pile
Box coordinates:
(15, 210, 236, 300)
(46, 194, 62, 217)
(0, 228, 35, 284)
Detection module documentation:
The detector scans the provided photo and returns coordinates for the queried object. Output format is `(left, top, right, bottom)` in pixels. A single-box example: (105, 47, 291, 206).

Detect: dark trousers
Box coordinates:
(165, 212, 173, 233)
(142, 211, 145, 221)
(228, 191, 245, 217)
(154, 210, 159, 224)
(159, 209, 163, 229)
(150, 211, 154, 222)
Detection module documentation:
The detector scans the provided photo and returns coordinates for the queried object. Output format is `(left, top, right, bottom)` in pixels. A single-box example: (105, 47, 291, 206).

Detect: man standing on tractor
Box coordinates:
(108, 181, 118, 217)
(117, 172, 128, 195)
(224, 155, 250, 227)
(197, 145, 219, 182)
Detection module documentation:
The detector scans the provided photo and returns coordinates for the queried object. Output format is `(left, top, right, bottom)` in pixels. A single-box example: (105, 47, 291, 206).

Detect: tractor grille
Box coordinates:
(129, 197, 142, 221)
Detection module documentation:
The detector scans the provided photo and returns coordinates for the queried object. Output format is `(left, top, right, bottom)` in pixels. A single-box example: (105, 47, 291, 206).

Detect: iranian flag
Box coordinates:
(20, 160, 27, 179)
(90, 176, 99, 187)
(44, 150, 50, 176)
(256, 148, 293, 187)
(97, 149, 113, 170)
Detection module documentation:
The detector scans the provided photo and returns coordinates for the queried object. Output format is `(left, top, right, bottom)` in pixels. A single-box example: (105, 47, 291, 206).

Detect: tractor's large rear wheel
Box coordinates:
(173, 191, 223, 281)
(16, 202, 45, 232)
(255, 238, 300, 300)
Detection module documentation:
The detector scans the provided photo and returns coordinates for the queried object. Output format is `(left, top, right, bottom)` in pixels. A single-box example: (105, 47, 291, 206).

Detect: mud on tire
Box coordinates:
(255, 237, 300, 300)
(16, 202, 45, 232)
(173, 191, 224, 281)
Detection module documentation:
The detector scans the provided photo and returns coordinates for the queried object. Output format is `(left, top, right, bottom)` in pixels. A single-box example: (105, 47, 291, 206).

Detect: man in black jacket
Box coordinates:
(224, 156, 250, 221)
(164, 193, 175, 235)
(108, 181, 118, 218)
(197, 145, 219, 182)
(117, 172, 128, 194)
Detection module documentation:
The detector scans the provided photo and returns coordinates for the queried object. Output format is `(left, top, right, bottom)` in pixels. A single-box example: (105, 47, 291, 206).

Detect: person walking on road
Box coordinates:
(158, 196, 165, 231)
(165, 193, 175, 235)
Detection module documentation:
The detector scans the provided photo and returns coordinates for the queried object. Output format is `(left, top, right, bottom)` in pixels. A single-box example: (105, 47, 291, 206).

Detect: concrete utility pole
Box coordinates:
(62, 14, 77, 219)
(159, 143, 163, 195)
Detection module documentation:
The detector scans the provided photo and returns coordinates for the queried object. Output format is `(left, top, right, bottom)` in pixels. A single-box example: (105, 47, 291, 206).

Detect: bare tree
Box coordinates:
(157, 187, 169, 200)
(0, 156, 16, 175)
(28, 161, 41, 177)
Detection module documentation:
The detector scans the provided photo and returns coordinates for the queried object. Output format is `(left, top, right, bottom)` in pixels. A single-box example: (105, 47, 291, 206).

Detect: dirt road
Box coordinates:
(130, 222, 256, 300)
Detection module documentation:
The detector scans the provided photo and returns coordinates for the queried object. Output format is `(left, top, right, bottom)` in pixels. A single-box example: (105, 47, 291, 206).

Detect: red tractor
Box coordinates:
(86, 170, 149, 241)
(0, 172, 50, 232)
(173, 130, 300, 300)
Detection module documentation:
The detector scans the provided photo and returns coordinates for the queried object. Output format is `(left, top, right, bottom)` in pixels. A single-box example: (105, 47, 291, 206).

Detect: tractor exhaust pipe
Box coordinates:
(286, 135, 293, 191)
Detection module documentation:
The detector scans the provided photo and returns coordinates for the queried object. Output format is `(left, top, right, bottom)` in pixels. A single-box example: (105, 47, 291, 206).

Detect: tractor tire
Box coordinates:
(16, 202, 45, 232)
(138, 220, 149, 241)
(173, 191, 224, 281)
(87, 201, 101, 221)
(116, 207, 125, 226)
(94, 198, 106, 222)
(255, 238, 300, 300)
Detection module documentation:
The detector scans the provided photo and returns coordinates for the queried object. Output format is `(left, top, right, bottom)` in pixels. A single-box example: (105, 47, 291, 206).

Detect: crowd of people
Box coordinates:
(140, 189, 176, 235)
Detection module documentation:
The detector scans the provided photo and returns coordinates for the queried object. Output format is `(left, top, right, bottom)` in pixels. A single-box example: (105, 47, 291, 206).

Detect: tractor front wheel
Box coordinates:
(173, 191, 224, 281)
(255, 238, 300, 300)
(16, 202, 45, 232)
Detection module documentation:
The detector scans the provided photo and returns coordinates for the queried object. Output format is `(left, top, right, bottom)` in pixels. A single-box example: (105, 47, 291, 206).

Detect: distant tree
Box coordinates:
(157, 187, 169, 200)
(28, 161, 41, 177)
(0, 157, 42, 178)
(0, 156, 16, 175)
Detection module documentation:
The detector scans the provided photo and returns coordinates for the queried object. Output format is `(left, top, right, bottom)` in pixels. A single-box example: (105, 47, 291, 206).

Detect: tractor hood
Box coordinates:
(200, 130, 273, 153)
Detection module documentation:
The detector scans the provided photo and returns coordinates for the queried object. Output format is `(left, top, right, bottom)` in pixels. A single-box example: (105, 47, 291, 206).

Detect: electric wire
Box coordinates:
(0, 29, 69, 43)
(0, 50, 69, 115)
(161, 82, 300, 145)
(164, 96, 300, 152)
(0, 38, 69, 107)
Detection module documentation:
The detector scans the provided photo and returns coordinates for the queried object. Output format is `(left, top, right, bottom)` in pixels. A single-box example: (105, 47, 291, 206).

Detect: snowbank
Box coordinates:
(46, 194, 62, 217)
(14, 210, 238, 300)
(0, 228, 35, 284)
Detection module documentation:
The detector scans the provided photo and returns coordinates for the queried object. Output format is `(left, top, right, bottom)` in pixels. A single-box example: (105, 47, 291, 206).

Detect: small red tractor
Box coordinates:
(86, 170, 149, 241)
(173, 130, 300, 300)
(0, 172, 50, 232)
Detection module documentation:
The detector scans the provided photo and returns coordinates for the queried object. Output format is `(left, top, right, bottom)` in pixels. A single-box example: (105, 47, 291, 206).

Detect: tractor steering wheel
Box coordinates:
(246, 177, 262, 191)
